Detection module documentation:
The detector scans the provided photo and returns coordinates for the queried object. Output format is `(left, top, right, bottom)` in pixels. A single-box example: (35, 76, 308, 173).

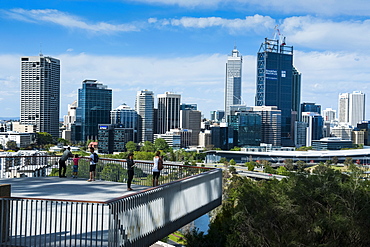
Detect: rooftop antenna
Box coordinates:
(39, 43, 43, 56)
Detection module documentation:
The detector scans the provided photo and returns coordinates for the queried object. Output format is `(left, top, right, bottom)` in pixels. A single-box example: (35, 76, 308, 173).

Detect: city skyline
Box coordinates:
(1, 1, 370, 119)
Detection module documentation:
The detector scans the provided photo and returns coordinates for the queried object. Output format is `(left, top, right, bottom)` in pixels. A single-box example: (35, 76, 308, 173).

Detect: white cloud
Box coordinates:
(131, 0, 370, 16)
(153, 15, 275, 33)
(281, 16, 370, 52)
(3, 9, 141, 33)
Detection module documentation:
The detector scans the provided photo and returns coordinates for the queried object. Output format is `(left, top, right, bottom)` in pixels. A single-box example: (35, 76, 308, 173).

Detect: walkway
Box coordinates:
(0, 177, 150, 202)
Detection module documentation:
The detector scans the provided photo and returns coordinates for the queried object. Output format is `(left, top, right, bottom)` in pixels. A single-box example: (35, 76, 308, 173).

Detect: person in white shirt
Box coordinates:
(152, 151, 162, 186)
(87, 147, 97, 182)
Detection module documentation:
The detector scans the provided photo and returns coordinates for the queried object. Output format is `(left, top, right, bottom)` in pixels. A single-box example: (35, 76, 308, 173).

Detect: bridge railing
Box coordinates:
(0, 155, 222, 246)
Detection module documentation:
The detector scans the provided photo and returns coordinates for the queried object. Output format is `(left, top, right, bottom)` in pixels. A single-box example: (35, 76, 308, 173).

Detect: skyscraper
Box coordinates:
(349, 91, 365, 126)
(135, 90, 154, 142)
(225, 47, 243, 118)
(255, 38, 301, 146)
(75, 79, 112, 142)
(338, 91, 365, 126)
(338, 93, 350, 123)
(157, 92, 181, 134)
(20, 55, 60, 137)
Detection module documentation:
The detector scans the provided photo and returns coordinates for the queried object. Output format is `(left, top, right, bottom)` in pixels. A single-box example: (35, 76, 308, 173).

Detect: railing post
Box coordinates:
(0, 184, 11, 243)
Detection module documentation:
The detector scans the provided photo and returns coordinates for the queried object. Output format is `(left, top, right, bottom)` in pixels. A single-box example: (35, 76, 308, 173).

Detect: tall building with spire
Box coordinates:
(255, 38, 301, 146)
(20, 55, 60, 137)
(225, 47, 243, 118)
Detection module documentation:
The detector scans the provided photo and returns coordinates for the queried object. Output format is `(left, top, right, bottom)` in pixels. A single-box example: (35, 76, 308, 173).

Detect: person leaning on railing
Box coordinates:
(59, 147, 73, 178)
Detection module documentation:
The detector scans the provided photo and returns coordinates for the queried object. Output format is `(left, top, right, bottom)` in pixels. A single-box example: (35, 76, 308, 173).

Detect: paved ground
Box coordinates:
(0, 176, 151, 202)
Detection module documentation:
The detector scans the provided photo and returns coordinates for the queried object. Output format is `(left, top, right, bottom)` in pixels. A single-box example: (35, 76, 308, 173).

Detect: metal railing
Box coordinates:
(0, 155, 222, 246)
(0, 155, 212, 186)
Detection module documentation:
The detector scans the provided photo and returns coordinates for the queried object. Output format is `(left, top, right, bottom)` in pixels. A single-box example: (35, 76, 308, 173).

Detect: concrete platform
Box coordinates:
(0, 177, 151, 202)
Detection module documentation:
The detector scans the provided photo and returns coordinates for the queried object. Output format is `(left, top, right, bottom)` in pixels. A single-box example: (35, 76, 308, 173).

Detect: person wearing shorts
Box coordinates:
(152, 151, 161, 186)
(88, 147, 97, 182)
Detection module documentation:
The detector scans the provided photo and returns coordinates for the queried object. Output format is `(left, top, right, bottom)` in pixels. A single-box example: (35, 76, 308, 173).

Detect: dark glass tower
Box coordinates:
(76, 80, 112, 142)
(256, 38, 301, 146)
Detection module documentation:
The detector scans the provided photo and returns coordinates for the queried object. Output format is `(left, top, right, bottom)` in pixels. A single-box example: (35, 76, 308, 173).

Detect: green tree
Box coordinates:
(263, 164, 275, 174)
(6, 140, 18, 150)
(245, 162, 255, 171)
(344, 157, 353, 167)
(296, 160, 306, 172)
(140, 141, 155, 152)
(277, 166, 289, 175)
(230, 146, 241, 151)
(100, 163, 127, 182)
(332, 156, 339, 165)
(36, 132, 54, 146)
(284, 158, 294, 171)
(185, 166, 370, 247)
(57, 138, 70, 146)
(219, 157, 227, 164)
(229, 159, 236, 166)
(154, 138, 169, 152)
(126, 141, 137, 153)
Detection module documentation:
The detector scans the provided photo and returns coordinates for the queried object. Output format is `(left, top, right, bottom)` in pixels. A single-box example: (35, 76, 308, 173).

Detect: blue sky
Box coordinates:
(1, 0, 370, 119)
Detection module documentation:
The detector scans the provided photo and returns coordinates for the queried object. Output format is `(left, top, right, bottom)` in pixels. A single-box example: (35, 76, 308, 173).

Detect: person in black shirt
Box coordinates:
(126, 153, 135, 191)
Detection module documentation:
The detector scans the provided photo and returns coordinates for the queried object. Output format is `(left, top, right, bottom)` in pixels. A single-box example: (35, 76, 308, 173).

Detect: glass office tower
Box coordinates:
(256, 38, 301, 146)
(76, 80, 112, 142)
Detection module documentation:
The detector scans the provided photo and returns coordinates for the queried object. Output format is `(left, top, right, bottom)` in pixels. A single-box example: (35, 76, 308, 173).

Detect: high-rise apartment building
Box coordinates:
(338, 91, 365, 126)
(74, 80, 112, 142)
(349, 91, 365, 126)
(255, 38, 301, 146)
(225, 47, 242, 118)
(338, 93, 350, 123)
(322, 108, 336, 121)
(135, 90, 154, 143)
(20, 55, 60, 137)
(157, 92, 181, 134)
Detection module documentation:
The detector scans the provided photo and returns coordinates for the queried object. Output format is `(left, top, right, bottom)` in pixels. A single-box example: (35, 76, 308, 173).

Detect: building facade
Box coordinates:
(75, 80, 112, 142)
(349, 91, 365, 126)
(97, 124, 134, 154)
(180, 107, 201, 146)
(253, 106, 282, 146)
(225, 47, 243, 118)
(110, 104, 138, 142)
(322, 108, 336, 122)
(20, 55, 60, 137)
(255, 38, 300, 146)
(157, 92, 181, 134)
(228, 112, 262, 147)
(135, 90, 154, 143)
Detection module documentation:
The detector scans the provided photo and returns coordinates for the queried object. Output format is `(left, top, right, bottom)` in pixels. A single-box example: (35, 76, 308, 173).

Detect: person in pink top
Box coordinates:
(72, 154, 81, 178)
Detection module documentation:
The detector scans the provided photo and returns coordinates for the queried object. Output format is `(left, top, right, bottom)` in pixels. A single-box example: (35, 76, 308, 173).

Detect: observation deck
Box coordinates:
(0, 155, 222, 246)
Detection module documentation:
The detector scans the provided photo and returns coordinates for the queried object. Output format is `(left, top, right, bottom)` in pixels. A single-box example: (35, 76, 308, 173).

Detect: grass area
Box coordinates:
(168, 231, 186, 245)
